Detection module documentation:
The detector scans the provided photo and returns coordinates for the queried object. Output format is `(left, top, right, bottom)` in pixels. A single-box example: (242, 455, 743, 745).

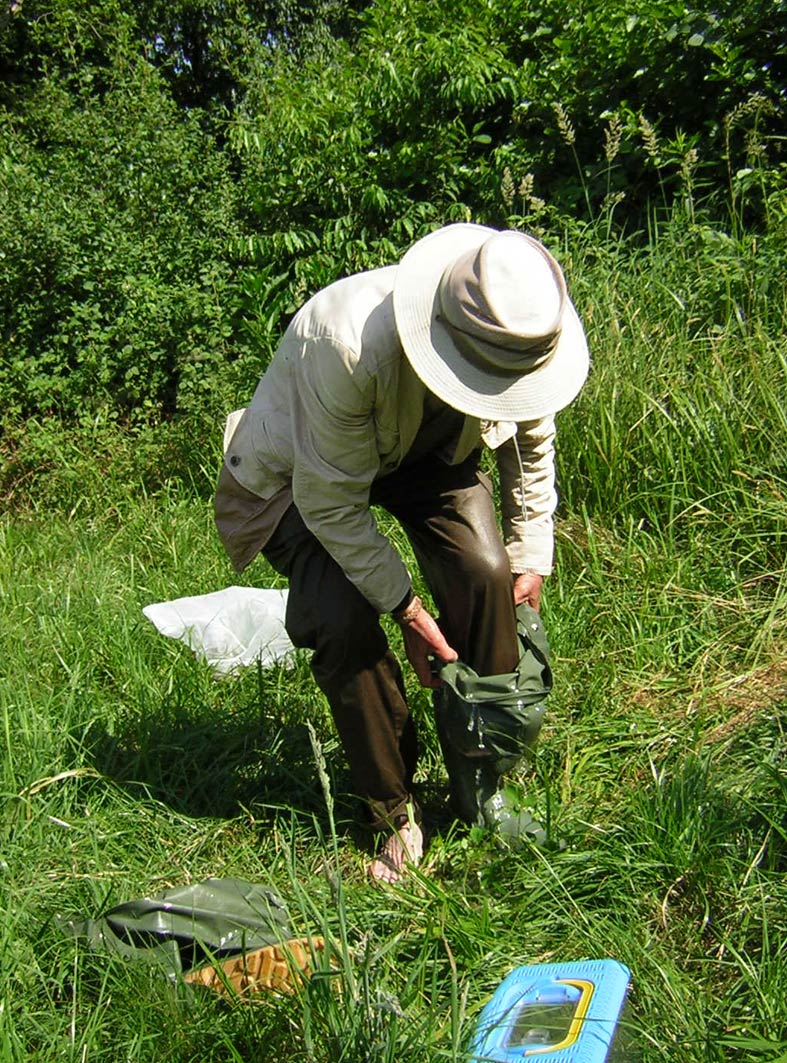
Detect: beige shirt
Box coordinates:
(216, 265, 557, 614)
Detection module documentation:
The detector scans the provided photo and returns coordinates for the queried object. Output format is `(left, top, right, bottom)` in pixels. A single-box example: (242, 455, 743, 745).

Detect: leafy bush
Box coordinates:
(230, 0, 786, 342)
(0, 56, 250, 422)
(1, 0, 784, 424)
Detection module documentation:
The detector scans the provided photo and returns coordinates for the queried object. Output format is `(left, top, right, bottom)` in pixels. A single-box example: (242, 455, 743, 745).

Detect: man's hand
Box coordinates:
(396, 598, 458, 688)
(513, 571, 543, 611)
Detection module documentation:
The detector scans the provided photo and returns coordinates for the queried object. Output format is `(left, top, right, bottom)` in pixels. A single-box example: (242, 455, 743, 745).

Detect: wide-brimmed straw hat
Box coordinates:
(393, 223, 589, 421)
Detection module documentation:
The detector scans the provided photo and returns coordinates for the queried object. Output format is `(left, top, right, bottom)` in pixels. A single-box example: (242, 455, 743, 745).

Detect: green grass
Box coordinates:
(2, 223, 787, 1061)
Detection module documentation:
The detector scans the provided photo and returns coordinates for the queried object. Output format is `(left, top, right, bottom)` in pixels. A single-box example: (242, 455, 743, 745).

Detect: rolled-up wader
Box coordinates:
(433, 603, 552, 845)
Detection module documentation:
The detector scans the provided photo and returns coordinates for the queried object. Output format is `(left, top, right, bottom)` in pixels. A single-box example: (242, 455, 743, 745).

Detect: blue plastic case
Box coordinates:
(469, 959, 631, 1062)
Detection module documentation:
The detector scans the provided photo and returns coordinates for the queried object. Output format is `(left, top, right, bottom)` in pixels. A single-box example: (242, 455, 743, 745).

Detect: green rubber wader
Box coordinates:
(434, 603, 552, 845)
(58, 877, 292, 976)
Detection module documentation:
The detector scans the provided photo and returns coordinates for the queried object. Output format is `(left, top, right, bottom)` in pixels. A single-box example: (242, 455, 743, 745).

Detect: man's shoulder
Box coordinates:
(292, 265, 400, 365)
(312, 263, 397, 306)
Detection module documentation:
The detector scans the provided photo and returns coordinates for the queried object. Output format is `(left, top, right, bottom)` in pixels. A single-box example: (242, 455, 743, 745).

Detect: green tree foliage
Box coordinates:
(0, 0, 784, 422)
(232, 0, 786, 335)
(136, 0, 368, 109)
(235, 0, 786, 224)
(0, 0, 136, 99)
(0, 0, 373, 421)
(1, 0, 368, 109)
(501, 0, 787, 216)
(231, 6, 521, 306)
(0, 55, 247, 420)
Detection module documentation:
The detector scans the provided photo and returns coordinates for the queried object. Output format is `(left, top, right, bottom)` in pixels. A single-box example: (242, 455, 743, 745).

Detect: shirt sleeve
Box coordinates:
(288, 335, 412, 613)
(495, 416, 557, 575)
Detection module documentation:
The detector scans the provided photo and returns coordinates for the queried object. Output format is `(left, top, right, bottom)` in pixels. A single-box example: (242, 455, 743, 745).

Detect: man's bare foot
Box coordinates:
(368, 820, 424, 884)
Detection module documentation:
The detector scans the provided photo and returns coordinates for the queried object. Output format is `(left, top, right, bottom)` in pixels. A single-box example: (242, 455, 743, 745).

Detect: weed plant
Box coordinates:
(2, 154, 787, 1062)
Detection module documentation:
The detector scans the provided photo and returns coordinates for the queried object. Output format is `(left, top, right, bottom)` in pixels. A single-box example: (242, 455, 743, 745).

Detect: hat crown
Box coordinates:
(392, 222, 589, 421)
(438, 231, 566, 364)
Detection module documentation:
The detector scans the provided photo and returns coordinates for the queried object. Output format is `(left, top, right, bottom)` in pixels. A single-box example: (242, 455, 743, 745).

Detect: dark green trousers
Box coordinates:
(261, 453, 519, 830)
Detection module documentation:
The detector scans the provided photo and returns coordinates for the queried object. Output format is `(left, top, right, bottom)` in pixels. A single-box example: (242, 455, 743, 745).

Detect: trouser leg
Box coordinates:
(261, 506, 417, 830)
(373, 455, 536, 833)
(261, 454, 521, 833)
(371, 453, 519, 675)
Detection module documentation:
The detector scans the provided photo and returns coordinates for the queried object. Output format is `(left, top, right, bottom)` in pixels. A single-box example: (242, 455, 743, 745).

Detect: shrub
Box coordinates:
(0, 57, 250, 423)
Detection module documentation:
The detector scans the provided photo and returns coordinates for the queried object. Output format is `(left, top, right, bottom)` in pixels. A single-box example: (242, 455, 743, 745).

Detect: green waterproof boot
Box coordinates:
(433, 604, 553, 848)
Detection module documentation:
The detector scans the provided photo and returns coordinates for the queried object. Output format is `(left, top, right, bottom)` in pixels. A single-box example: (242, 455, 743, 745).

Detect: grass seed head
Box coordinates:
(639, 114, 660, 161)
(501, 167, 515, 208)
(604, 113, 623, 162)
(553, 102, 576, 146)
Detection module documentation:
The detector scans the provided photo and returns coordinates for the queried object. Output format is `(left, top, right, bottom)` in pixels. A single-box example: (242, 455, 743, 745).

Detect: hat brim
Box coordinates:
(393, 223, 589, 421)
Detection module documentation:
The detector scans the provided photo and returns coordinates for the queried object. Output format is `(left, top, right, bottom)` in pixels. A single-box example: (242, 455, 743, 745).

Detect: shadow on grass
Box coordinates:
(84, 689, 363, 845)
(84, 695, 467, 866)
